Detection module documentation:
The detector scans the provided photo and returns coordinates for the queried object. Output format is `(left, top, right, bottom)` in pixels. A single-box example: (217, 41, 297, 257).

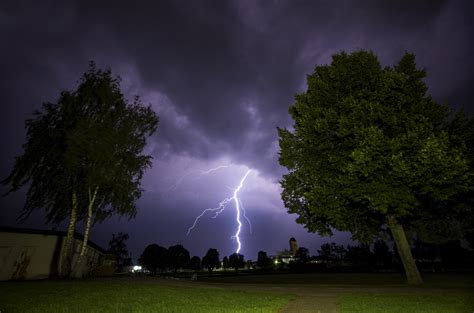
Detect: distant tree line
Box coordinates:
(138, 244, 251, 275)
(128, 235, 474, 276)
(275, 240, 474, 273)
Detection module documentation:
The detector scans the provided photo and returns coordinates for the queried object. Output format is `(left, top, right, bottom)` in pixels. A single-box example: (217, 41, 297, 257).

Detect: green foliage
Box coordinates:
(278, 50, 473, 243)
(2, 61, 159, 224)
(229, 253, 245, 271)
(202, 248, 220, 273)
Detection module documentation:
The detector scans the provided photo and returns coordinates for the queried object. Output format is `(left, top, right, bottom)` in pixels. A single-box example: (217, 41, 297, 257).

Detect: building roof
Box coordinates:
(0, 226, 108, 254)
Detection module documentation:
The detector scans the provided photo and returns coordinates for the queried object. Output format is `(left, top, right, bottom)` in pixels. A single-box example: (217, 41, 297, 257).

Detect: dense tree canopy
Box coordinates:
(189, 256, 201, 272)
(139, 244, 169, 274)
(278, 50, 473, 284)
(168, 244, 190, 273)
(2, 62, 159, 276)
(229, 253, 245, 271)
(3, 62, 158, 224)
(202, 248, 220, 273)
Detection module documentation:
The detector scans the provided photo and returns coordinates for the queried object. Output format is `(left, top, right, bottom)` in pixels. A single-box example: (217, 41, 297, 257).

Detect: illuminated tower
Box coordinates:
(289, 237, 298, 256)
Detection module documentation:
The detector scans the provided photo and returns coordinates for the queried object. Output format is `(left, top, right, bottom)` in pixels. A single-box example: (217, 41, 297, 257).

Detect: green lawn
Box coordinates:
(198, 272, 408, 285)
(338, 293, 474, 313)
(1, 274, 473, 313)
(0, 281, 292, 313)
(198, 272, 474, 288)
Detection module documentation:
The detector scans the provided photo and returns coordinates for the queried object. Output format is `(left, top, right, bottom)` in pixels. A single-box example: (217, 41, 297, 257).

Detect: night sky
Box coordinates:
(1, 0, 473, 262)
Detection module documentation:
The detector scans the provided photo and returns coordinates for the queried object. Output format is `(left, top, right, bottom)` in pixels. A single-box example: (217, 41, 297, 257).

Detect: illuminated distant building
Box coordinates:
(289, 237, 298, 256)
(272, 237, 299, 265)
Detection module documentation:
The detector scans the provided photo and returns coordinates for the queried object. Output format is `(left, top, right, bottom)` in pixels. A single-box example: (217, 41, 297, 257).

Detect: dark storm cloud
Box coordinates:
(1, 0, 473, 258)
(2, 0, 472, 175)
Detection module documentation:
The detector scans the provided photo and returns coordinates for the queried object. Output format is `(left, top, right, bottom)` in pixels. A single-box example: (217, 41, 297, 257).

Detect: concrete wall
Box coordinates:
(0, 232, 61, 280)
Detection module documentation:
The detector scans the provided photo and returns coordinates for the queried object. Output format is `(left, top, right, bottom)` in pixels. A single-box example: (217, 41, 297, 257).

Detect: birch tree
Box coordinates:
(2, 62, 158, 277)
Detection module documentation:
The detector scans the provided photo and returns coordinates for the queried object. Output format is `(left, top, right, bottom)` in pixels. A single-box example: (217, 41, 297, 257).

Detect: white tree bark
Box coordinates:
(72, 186, 99, 278)
(59, 192, 78, 277)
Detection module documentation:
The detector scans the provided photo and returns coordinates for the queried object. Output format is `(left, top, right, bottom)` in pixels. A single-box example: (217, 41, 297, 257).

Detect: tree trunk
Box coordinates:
(388, 215, 423, 285)
(59, 192, 78, 277)
(72, 186, 98, 278)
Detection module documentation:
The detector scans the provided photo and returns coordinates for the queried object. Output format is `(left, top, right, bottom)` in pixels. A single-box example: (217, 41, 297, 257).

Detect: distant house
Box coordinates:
(273, 249, 296, 264)
(272, 237, 299, 265)
(0, 227, 116, 280)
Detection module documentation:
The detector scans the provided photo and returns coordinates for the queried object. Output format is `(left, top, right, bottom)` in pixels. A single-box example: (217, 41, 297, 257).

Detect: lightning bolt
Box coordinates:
(169, 165, 230, 191)
(239, 199, 252, 234)
(187, 169, 252, 253)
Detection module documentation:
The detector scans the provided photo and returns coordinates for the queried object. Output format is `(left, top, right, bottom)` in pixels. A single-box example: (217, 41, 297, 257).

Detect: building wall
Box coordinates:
(68, 238, 103, 277)
(0, 231, 109, 280)
(0, 232, 61, 280)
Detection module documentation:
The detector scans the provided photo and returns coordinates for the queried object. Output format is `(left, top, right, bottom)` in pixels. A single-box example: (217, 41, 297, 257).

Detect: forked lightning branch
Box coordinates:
(186, 168, 252, 253)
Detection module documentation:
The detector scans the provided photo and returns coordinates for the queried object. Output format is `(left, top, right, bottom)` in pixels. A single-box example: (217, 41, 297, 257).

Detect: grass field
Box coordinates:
(0, 281, 292, 313)
(0, 273, 473, 312)
(338, 293, 474, 313)
(198, 272, 474, 288)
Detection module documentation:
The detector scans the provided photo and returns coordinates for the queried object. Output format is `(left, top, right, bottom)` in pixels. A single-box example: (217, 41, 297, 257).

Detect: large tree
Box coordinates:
(139, 244, 169, 274)
(168, 244, 191, 274)
(228, 253, 245, 271)
(278, 50, 472, 285)
(189, 256, 201, 272)
(202, 248, 220, 273)
(2, 62, 158, 277)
